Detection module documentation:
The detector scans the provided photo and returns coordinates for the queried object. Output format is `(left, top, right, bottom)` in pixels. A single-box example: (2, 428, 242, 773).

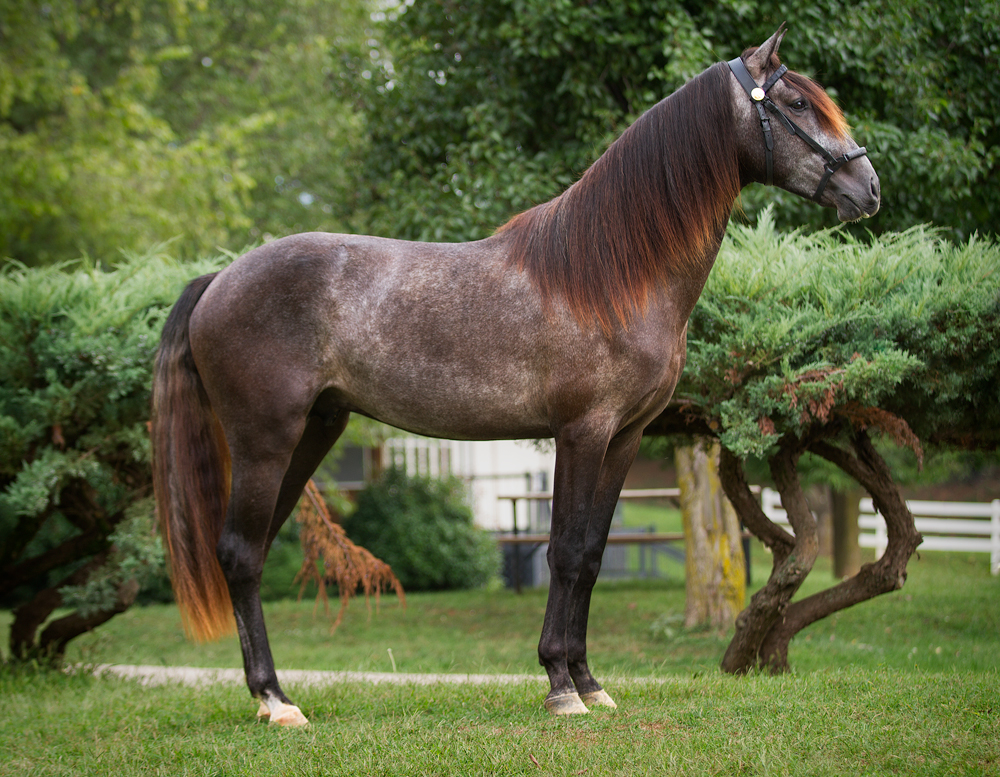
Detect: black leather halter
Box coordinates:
(727, 56, 868, 202)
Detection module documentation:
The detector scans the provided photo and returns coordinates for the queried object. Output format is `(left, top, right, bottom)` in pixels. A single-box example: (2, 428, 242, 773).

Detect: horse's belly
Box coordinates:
(334, 366, 553, 441)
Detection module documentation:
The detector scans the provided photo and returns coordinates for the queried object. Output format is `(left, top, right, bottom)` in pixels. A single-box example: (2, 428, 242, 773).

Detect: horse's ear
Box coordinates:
(745, 24, 787, 79)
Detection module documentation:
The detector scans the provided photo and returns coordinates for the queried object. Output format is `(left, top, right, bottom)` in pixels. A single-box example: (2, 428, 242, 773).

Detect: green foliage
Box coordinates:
(0, 249, 224, 654)
(353, 0, 719, 242)
(0, 0, 368, 265)
(342, 468, 500, 592)
(660, 211, 1000, 460)
(5, 0, 994, 261)
(58, 503, 165, 617)
(357, 0, 999, 241)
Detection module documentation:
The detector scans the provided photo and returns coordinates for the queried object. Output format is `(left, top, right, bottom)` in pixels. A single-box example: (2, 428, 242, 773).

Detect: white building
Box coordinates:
(383, 437, 556, 532)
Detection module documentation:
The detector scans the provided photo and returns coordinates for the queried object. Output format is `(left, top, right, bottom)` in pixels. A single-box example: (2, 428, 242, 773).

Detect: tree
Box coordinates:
(0, 251, 224, 660)
(352, 0, 721, 242)
(675, 439, 745, 629)
(356, 0, 998, 241)
(0, 0, 368, 265)
(0, 251, 398, 661)
(647, 215, 1000, 672)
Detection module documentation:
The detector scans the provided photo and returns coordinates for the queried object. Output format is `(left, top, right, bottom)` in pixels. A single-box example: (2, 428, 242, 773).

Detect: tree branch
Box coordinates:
(8, 553, 107, 660)
(0, 529, 108, 599)
(39, 578, 140, 661)
(755, 433, 924, 663)
(718, 445, 793, 559)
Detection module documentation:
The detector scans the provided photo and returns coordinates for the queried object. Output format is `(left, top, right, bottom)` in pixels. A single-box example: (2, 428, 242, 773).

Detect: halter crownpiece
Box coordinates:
(727, 56, 868, 201)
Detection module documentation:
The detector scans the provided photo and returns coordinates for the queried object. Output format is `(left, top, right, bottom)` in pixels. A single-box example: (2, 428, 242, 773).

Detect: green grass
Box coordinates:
(36, 548, 997, 677)
(617, 501, 685, 580)
(2, 551, 999, 775)
(2, 664, 997, 775)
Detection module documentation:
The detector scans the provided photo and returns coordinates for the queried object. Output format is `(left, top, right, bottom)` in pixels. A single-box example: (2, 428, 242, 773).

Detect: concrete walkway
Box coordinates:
(90, 664, 549, 689)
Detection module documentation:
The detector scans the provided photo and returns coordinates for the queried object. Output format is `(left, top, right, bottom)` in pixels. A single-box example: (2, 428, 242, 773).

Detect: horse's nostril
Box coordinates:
(870, 176, 881, 200)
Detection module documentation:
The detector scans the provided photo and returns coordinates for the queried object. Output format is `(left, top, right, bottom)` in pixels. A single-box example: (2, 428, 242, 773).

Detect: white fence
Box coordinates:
(760, 488, 1000, 576)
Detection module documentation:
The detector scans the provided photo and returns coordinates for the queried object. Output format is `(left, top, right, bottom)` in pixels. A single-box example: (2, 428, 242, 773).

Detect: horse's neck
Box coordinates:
(655, 216, 730, 323)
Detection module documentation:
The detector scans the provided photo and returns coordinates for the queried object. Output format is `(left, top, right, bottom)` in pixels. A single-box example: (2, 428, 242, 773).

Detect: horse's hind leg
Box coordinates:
(218, 409, 348, 727)
(254, 410, 349, 724)
(266, 409, 350, 555)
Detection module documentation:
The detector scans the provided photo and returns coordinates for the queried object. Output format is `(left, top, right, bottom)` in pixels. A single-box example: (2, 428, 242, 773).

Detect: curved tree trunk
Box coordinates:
(757, 433, 922, 663)
(718, 440, 818, 673)
(718, 431, 922, 674)
(676, 439, 746, 630)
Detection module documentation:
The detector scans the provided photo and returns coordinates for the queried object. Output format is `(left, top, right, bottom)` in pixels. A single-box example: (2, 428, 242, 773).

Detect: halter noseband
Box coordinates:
(727, 56, 868, 201)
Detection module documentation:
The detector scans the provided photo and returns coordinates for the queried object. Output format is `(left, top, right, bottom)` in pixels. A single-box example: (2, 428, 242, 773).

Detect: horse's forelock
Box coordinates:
(781, 70, 850, 140)
(748, 47, 850, 141)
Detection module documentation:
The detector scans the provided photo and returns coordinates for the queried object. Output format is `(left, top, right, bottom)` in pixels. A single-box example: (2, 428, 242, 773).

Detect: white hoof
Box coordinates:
(580, 689, 618, 709)
(259, 698, 309, 727)
(544, 691, 590, 716)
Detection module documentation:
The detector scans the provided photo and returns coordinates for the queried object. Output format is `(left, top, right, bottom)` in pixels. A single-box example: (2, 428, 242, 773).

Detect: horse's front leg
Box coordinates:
(565, 430, 644, 710)
(538, 421, 626, 715)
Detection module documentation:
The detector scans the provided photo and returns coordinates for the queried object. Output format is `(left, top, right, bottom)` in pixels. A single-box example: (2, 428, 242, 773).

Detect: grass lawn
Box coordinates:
(2, 550, 998, 775)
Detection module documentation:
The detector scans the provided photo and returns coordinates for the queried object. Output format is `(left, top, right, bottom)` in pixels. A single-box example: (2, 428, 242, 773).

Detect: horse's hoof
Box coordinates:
(544, 691, 590, 716)
(256, 700, 271, 720)
(580, 689, 618, 709)
(268, 702, 310, 727)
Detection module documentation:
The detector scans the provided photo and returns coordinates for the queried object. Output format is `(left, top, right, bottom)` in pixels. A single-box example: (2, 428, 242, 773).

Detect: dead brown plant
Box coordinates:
(295, 480, 405, 630)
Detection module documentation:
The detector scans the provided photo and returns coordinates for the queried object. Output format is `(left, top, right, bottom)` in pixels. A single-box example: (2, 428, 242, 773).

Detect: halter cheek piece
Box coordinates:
(727, 56, 868, 202)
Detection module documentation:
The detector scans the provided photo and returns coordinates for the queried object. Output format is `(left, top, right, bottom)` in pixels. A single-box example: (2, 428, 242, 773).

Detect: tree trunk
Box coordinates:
(831, 486, 862, 578)
(675, 439, 746, 630)
(719, 441, 818, 673)
(38, 578, 140, 660)
(9, 548, 142, 663)
(717, 431, 922, 675)
(9, 554, 106, 660)
(761, 434, 922, 659)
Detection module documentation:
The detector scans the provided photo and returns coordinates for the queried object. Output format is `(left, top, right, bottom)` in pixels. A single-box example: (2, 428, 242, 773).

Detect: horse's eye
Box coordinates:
(790, 99, 808, 112)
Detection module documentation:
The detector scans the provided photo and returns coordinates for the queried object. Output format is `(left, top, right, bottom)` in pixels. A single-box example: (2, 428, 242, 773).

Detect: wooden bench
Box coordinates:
(497, 488, 684, 543)
(760, 488, 1000, 576)
(495, 489, 687, 590)
(495, 488, 760, 590)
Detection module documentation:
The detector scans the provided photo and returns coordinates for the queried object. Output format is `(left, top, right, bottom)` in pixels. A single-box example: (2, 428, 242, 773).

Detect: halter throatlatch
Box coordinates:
(727, 56, 868, 201)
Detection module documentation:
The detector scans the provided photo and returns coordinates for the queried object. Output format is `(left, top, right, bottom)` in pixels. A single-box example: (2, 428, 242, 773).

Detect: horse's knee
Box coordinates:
(546, 545, 583, 586)
(538, 629, 565, 667)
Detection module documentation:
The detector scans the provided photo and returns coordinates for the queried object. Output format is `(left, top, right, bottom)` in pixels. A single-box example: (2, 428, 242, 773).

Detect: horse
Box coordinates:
(152, 26, 879, 726)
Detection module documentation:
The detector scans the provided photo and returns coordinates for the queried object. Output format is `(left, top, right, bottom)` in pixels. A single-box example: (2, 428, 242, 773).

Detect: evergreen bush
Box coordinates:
(0, 249, 224, 660)
(342, 467, 500, 592)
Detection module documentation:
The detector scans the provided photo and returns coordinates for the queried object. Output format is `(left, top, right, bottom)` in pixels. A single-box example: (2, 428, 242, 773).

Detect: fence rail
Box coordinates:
(761, 488, 1000, 576)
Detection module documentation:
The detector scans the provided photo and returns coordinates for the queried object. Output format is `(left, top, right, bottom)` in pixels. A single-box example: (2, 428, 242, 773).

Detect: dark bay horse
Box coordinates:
(152, 27, 879, 726)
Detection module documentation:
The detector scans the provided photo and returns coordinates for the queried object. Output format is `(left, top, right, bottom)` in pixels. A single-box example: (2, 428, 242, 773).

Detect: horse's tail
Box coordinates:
(151, 272, 235, 642)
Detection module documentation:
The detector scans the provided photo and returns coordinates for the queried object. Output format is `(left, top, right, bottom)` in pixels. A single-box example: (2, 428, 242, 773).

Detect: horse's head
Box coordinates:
(730, 26, 880, 222)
